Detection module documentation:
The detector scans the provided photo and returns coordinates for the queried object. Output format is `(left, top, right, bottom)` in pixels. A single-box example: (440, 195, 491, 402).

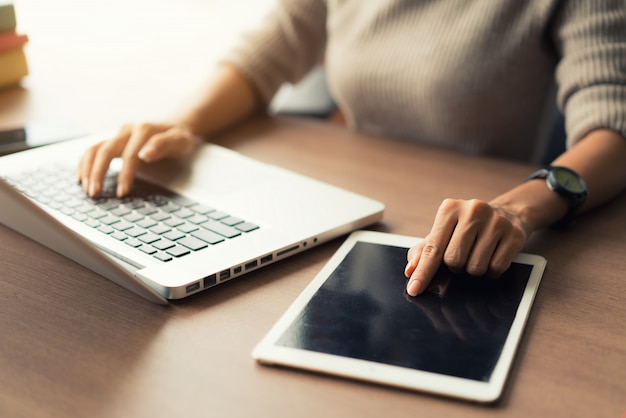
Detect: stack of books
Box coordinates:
(0, 2, 28, 89)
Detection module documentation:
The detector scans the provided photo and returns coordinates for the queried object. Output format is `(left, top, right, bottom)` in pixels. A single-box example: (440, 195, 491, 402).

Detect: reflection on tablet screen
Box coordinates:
(276, 242, 532, 382)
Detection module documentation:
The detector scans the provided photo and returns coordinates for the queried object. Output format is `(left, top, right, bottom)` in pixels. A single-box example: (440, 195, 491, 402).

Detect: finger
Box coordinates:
(405, 241, 424, 278)
(407, 199, 459, 296)
(81, 126, 132, 196)
(443, 224, 478, 274)
(443, 199, 495, 274)
(462, 202, 506, 276)
(407, 238, 446, 296)
(139, 126, 195, 163)
(137, 129, 172, 163)
(467, 211, 526, 278)
(465, 230, 501, 277)
(87, 139, 127, 197)
(116, 124, 157, 197)
(485, 227, 525, 278)
(77, 144, 98, 192)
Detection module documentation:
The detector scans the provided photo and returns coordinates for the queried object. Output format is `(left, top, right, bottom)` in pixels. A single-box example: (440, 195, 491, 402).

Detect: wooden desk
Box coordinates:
(1, 116, 625, 418)
(1, 1, 625, 416)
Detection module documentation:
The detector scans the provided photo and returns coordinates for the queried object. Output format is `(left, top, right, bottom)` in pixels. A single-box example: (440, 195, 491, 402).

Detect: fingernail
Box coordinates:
(407, 279, 421, 297)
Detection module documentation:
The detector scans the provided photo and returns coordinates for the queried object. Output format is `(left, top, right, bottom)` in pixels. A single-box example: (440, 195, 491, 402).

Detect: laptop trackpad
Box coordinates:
(138, 145, 277, 196)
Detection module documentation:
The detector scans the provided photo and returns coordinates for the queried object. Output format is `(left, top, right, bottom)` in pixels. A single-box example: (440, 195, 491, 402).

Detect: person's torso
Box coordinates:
(324, 0, 561, 161)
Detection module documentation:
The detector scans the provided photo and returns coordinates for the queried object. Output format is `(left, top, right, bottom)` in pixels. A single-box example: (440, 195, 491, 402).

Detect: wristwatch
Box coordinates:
(525, 166, 587, 228)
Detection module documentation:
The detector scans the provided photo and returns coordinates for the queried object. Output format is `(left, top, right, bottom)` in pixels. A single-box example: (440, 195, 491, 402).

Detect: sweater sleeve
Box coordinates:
(221, 0, 327, 106)
(553, 0, 626, 148)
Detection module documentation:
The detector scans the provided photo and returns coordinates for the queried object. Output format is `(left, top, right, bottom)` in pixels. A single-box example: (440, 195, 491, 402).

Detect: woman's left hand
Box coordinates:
(404, 198, 531, 296)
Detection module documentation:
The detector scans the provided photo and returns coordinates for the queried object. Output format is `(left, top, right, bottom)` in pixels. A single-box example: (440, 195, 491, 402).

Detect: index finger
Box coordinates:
(79, 126, 133, 196)
(406, 205, 458, 296)
(115, 124, 156, 197)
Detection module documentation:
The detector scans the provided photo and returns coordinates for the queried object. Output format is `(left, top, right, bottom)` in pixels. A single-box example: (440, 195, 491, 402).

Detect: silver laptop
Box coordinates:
(0, 133, 384, 304)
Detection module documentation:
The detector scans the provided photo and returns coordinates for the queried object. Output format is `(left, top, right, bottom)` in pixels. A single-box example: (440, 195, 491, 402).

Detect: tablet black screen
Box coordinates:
(276, 242, 532, 382)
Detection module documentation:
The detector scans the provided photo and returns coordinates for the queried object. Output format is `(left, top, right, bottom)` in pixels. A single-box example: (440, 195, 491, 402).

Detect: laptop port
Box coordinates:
(186, 282, 200, 293)
(277, 245, 299, 257)
(219, 270, 231, 281)
(204, 274, 217, 288)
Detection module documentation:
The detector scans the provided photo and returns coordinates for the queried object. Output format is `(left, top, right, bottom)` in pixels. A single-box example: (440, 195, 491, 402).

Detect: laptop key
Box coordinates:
(164, 217, 185, 228)
(178, 236, 208, 251)
(166, 245, 191, 258)
(153, 252, 173, 262)
(139, 232, 161, 244)
(111, 206, 132, 217)
(111, 231, 128, 241)
(189, 204, 215, 215)
(221, 216, 243, 226)
(138, 245, 157, 255)
(84, 219, 100, 228)
(98, 225, 115, 234)
(137, 218, 158, 229)
(153, 239, 176, 251)
(124, 212, 144, 223)
(174, 208, 195, 219)
(163, 230, 186, 241)
(187, 214, 209, 225)
(99, 215, 121, 226)
(150, 210, 171, 222)
(72, 213, 88, 222)
(208, 210, 229, 220)
(178, 222, 199, 234)
(150, 224, 171, 235)
(192, 228, 225, 245)
(203, 220, 241, 238)
(160, 201, 181, 213)
(137, 205, 158, 216)
(170, 195, 197, 207)
(125, 237, 143, 248)
(235, 222, 260, 233)
(125, 226, 148, 238)
(112, 220, 134, 231)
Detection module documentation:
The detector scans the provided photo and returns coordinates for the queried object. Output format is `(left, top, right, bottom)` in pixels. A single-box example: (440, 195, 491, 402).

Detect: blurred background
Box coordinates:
(0, 0, 274, 134)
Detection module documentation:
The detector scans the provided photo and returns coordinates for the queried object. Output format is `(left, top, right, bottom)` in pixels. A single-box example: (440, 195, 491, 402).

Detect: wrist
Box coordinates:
(173, 115, 205, 138)
(489, 181, 570, 233)
(524, 166, 588, 229)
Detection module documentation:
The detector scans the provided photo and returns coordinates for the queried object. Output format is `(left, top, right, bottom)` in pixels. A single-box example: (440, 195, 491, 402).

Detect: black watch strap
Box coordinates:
(525, 166, 587, 229)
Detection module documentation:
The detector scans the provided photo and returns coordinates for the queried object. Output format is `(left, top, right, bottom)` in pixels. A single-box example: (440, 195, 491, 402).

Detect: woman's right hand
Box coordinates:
(78, 122, 199, 198)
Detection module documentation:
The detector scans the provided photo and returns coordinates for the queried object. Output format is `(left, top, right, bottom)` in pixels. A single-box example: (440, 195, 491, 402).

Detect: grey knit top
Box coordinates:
(224, 0, 626, 162)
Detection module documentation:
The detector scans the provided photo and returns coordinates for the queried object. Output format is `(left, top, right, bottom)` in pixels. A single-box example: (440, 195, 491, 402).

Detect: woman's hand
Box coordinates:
(77, 122, 199, 198)
(404, 198, 531, 297)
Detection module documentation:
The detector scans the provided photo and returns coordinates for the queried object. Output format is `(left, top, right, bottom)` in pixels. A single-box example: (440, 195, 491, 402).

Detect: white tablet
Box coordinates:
(252, 230, 546, 403)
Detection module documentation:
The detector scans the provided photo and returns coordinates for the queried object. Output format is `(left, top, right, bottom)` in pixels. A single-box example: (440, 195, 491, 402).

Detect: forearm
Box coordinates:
(491, 129, 626, 231)
(175, 64, 263, 137)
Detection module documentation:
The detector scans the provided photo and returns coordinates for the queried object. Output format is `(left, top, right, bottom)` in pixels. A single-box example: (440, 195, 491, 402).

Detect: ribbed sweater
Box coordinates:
(224, 0, 626, 162)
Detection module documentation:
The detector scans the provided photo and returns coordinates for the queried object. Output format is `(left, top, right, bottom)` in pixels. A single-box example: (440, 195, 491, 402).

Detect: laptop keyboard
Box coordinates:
(3, 166, 260, 263)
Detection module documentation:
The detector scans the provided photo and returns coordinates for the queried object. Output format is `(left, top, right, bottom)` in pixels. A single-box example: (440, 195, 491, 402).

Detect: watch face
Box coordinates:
(552, 167, 585, 193)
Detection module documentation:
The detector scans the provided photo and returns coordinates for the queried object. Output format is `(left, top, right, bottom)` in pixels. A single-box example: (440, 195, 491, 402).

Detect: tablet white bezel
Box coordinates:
(252, 230, 546, 403)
